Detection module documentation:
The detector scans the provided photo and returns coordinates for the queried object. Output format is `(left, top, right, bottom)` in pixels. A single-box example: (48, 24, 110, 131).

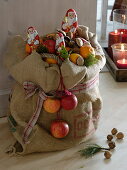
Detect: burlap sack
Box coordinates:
(4, 26, 106, 155)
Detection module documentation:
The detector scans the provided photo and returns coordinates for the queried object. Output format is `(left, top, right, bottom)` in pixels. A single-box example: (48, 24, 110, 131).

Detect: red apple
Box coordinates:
(43, 40, 56, 53)
(50, 120, 69, 138)
(61, 94, 78, 110)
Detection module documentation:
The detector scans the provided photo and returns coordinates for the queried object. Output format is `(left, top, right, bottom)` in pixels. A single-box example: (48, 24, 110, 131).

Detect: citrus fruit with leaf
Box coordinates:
(80, 45, 95, 58)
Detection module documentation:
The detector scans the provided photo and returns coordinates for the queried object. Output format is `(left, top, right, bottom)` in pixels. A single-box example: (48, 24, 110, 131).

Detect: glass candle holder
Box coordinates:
(111, 43, 127, 69)
(113, 9, 127, 30)
(108, 9, 127, 58)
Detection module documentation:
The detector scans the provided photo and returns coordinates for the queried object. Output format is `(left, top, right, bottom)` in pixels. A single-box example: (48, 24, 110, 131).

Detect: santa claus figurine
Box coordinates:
(26, 26, 40, 54)
(61, 9, 78, 36)
(55, 32, 65, 52)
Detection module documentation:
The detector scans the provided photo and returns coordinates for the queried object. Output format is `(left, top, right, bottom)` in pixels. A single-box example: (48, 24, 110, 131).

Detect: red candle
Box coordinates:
(116, 59, 127, 69)
(108, 29, 127, 59)
(117, 29, 127, 43)
(108, 30, 121, 59)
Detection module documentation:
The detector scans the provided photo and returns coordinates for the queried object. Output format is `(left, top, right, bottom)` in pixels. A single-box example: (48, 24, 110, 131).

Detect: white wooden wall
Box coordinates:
(0, 0, 97, 117)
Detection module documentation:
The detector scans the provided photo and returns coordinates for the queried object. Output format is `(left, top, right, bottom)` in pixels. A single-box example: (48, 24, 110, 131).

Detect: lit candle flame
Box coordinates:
(121, 31, 124, 35)
(121, 44, 125, 51)
(122, 14, 126, 19)
(122, 14, 126, 24)
(115, 30, 118, 34)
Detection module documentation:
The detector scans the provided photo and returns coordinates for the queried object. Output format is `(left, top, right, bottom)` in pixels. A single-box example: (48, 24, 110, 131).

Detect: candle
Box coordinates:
(116, 58, 127, 69)
(112, 43, 127, 69)
(108, 30, 121, 59)
(117, 44, 126, 60)
(108, 29, 127, 59)
(108, 30, 121, 45)
(117, 29, 127, 43)
(121, 44, 124, 50)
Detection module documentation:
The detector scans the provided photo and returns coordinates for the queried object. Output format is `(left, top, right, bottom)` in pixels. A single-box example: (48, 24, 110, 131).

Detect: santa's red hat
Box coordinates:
(27, 26, 35, 33)
(66, 9, 77, 17)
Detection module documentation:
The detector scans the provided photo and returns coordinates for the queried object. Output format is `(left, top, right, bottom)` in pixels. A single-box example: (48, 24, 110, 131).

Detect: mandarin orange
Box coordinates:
(80, 45, 95, 58)
(69, 53, 83, 64)
(45, 58, 58, 64)
(25, 44, 32, 54)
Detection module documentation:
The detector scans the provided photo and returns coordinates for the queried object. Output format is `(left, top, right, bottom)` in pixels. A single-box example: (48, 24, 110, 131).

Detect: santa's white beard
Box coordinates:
(29, 31, 38, 40)
(67, 18, 73, 26)
(56, 37, 63, 46)
(67, 18, 76, 26)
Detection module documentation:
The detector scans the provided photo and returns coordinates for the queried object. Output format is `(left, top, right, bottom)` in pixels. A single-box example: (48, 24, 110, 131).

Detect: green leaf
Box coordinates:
(59, 46, 69, 59)
(84, 54, 98, 67)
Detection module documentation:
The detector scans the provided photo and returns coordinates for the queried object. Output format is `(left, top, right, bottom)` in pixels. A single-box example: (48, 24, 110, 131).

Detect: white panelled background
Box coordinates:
(0, 0, 97, 117)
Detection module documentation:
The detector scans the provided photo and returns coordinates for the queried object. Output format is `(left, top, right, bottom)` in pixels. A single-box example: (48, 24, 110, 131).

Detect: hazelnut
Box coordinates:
(104, 151, 112, 159)
(77, 56, 84, 66)
(108, 141, 116, 149)
(75, 38, 83, 47)
(111, 128, 118, 135)
(107, 134, 113, 141)
(116, 132, 124, 139)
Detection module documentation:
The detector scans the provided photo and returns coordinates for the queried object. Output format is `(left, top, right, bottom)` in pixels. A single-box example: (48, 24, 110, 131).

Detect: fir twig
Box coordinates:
(79, 144, 110, 158)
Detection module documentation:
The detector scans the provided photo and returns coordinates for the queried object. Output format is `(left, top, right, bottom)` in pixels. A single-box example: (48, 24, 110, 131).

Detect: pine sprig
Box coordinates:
(79, 144, 110, 158)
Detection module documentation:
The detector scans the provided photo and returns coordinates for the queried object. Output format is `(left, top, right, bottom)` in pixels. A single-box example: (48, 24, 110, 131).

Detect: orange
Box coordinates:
(80, 45, 95, 58)
(43, 98, 61, 113)
(45, 58, 58, 64)
(69, 53, 82, 64)
(25, 44, 32, 54)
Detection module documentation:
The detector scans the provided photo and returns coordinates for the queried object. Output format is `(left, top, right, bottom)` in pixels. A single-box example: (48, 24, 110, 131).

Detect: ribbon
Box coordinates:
(23, 82, 47, 143)
(22, 74, 99, 143)
(70, 74, 99, 94)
